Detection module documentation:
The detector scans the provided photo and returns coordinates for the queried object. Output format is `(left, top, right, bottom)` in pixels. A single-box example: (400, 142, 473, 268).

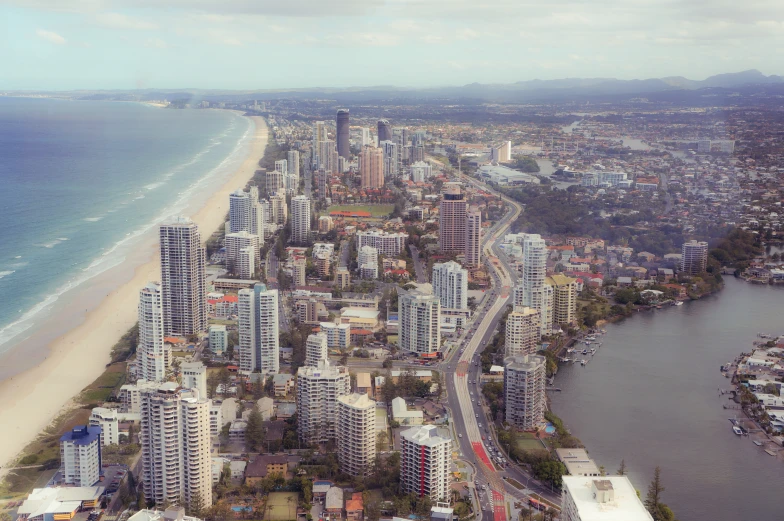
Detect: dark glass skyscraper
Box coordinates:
(377, 119, 392, 143)
(336, 109, 350, 158)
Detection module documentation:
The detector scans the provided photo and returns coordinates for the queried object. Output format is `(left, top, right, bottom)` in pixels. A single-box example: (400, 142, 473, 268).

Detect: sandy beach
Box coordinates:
(0, 115, 268, 472)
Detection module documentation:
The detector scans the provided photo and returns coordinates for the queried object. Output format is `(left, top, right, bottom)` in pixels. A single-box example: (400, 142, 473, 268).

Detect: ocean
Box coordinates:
(0, 97, 253, 359)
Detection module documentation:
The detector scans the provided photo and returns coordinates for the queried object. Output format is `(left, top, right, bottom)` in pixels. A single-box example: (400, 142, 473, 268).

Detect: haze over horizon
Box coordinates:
(3, 0, 784, 91)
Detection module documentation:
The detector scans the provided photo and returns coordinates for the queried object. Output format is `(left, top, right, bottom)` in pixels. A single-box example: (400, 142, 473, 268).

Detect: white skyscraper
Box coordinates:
(89, 407, 120, 446)
(229, 190, 251, 234)
(225, 231, 260, 278)
(305, 332, 329, 367)
(287, 150, 300, 187)
(160, 218, 206, 336)
(380, 140, 399, 178)
(270, 190, 288, 226)
(238, 284, 280, 375)
(360, 127, 371, 147)
(275, 159, 288, 175)
(504, 354, 546, 430)
(140, 383, 212, 509)
(60, 426, 101, 486)
(466, 210, 482, 268)
(291, 195, 312, 245)
(400, 425, 451, 501)
(399, 289, 441, 355)
(138, 282, 166, 382)
(337, 393, 377, 476)
(432, 261, 468, 310)
(516, 234, 551, 335)
(296, 359, 351, 445)
(410, 161, 432, 183)
(505, 307, 541, 357)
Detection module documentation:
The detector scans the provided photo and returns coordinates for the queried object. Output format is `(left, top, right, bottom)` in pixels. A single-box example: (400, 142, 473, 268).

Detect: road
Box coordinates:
(440, 173, 561, 519)
(409, 244, 427, 283)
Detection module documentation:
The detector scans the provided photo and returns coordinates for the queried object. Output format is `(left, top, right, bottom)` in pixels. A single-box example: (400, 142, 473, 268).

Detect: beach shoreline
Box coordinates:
(0, 115, 268, 472)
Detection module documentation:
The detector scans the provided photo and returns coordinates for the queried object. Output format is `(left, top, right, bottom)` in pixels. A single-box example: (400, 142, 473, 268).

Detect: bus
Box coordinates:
(528, 498, 547, 511)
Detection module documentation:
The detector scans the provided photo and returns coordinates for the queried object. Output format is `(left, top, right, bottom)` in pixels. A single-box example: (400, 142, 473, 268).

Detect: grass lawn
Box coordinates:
(506, 478, 525, 490)
(264, 492, 299, 521)
(80, 363, 126, 404)
(516, 432, 546, 451)
(327, 204, 395, 217)
(577, 298, 610, 315)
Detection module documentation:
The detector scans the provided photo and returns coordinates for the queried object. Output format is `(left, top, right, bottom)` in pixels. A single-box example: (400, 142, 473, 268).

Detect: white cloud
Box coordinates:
(145, 37, 169, 48)
(456, 28, 478, 40)
(94, 12, 159, 30)
(36, 29, 66, 45)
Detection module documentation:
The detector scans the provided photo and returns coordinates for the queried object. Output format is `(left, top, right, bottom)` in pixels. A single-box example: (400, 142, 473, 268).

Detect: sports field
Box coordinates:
(263, 492, 299, 521)
(327, 204, 394, 217)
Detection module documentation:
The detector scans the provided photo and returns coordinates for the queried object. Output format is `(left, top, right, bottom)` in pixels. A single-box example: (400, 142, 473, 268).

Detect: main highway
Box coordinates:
(441, 173, 561, 520)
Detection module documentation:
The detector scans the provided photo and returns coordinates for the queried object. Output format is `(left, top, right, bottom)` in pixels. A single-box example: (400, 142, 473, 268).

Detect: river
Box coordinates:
(549, 278, 784, 521)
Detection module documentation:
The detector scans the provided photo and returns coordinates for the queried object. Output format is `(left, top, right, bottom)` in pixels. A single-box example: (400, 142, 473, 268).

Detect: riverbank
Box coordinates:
(0, 116, 268, 475)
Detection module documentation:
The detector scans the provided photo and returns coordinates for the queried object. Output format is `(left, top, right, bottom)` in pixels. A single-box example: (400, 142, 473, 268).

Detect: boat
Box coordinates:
(674, 301, 683, 306)
(590, 348, 596, 355)
(582, 349, 588, 355)
(753, 440, 763, 446)
(580, 359, 587, 366)
(587, 336, 596, 341)
(732, 425, 743, 435)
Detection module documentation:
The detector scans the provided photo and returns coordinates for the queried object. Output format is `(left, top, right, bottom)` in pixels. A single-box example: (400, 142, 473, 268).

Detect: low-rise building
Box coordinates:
(555, 448, 601, 476)
(561, 476, 653, 521)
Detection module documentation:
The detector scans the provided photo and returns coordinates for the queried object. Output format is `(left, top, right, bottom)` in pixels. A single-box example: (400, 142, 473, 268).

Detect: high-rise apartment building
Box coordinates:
(336, 393, 376, 476)
(547, 274, 578, 328)
(680, 240, 708, 275)
(336, 109, 350, 159)
(516, 234, 551, 335)
(505, 307, 541, 357)
(140, 383, 212, 508)
(269, 190, 288, 226)
(138, 282, 166, 382)
(208, 325, 228, 355)
(238, 284, 280, 375)
(292, 257, 307, 286)
(320, 322, 350, 350)
(296, 359, 351, 445)
(305, 333, 329, 367)
(60, 426, 101, 486)
(504, 354, 546, 430)
(399, 289, 441, 355)
(275, 159, 287, 175)
(291, 195, 311, 245)
(356, 230, 408, 257)
(287, 150, 300, 186)
(360, 146, 384, 189)
(439, 184, 468, 254)
(229, 190, 251, 234)
(265, 170, 285, 195)
(180, 361, 207, 398)
(89, 407, 119, 446)
(410, 161, 431, 183)
(400, 425, 451, 501)
(380, 140, 399, 178)
(335, 267, 351, 290)
(360, 127, 371, 147)
(225, 231, 260, 279)
(312, 121, 328, 164)
(432, 261, 468, 310)
(159, 218, 206, 336)
(377, 120, 392, 143)
(466, 210, 482, 268)
(316, 167, 328, 200)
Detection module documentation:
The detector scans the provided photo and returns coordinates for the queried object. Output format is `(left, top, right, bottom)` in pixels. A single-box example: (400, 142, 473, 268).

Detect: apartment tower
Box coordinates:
(360, 146, 384, 189)
(504, 354, 546, 430)
(336, 393, 377, 476)
(291, 195, 312, 245)
(238, 284, 280, 375)
(432, 261, 468, 310)
(439, 184, 468, 254)
(466, 210, 482, 268)
(505, 306, 541, 357)
(305, 332, 329, 367)
(399, 289, 441, 355)
(296, 359, 351, 445)
(400, 425, 451, 501)
(336, 109, 350, 159)
(680, 240, 709, 275)
(159, 218, 206, 336)
(138, 282, 166, 382)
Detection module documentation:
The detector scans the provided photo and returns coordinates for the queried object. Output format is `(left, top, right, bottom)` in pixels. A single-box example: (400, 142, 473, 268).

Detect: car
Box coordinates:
(478, 423, 482, 428)
(475, 414, 479, 418)
(458, 433, 463, 438)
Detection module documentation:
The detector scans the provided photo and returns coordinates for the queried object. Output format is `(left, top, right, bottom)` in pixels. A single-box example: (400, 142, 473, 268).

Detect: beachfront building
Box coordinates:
(336, 393, 376, 476)
(680, 240, 708, 275)
(320, 322, 350, 350)
(160, 218, 206, 336)
(399, 289, 441, 356)
(432, 261, 468, 310)
(89, 407, 119, 446)
(291, 195, 311, 245)
(138, 282, 166, 382)
(305, 333, 329, 367)
(439, 184, 467, 254)
(238, 284, 280, 375)
(225, 231, 260, 279)
(60, 426, 101, 487)
(296, 359, 351, 445)
(140, 383, 212, 508)
(504, 354, 546, 430)
(400, 425, 451, 501)
(561, 476, 654, 521)
(229, 189, 252, 234)
(466, 210, 482, 268)
(505, 307, 541, 357)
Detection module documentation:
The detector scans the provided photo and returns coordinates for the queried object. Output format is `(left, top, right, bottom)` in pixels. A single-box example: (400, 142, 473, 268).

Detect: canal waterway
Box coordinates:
(549, 277, 784, 521)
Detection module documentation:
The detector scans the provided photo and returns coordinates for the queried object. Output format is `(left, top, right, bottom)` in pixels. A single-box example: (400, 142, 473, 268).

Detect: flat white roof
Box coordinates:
(562, 476, 653, 521)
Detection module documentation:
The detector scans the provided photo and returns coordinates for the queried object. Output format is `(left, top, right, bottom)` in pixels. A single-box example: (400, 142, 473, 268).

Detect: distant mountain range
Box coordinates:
(7, 69, 784, 104)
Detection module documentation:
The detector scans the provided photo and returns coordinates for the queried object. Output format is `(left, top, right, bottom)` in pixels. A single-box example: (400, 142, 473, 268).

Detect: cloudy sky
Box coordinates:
(2, 0, 783, 90)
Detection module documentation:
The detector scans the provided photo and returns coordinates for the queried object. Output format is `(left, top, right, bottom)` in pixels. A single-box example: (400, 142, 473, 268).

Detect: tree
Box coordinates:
(617, 459, 627, 476)
(644, 466, 673, 521)
(187, 491, 205, 519)
(245, 404, 266, 452)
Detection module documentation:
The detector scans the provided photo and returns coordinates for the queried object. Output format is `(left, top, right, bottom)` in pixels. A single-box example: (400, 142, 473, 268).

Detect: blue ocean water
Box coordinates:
(0, 97, 252, 354)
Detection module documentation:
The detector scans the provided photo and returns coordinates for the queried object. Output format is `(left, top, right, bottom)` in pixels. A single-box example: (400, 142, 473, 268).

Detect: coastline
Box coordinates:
(0, 115, 268, 472)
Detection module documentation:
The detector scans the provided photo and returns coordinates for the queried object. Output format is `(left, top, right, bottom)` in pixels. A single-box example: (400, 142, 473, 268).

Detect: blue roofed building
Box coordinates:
(59, 425, 102, 486)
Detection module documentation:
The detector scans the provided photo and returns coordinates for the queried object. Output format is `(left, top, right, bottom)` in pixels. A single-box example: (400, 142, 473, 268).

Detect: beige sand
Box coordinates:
(0, 115, 268, 472)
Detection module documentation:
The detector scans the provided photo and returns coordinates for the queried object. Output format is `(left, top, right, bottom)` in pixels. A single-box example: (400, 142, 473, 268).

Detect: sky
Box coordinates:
(2, 0, 784, 91)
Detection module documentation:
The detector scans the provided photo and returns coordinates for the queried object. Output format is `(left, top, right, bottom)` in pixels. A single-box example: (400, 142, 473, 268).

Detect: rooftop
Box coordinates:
(562, 476, 653, 521)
